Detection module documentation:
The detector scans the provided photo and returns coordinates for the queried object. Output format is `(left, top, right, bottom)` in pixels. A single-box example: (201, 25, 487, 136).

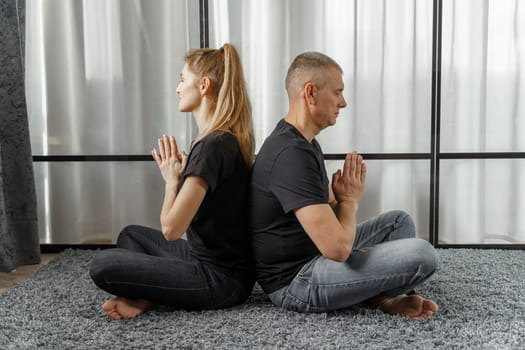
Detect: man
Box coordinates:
(249, 52, 439, 320)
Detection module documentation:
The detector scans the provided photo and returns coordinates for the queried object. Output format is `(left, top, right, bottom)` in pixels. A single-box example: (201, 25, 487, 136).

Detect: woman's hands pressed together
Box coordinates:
(151, 135, 188, 186)
(152, 135, 207, 241)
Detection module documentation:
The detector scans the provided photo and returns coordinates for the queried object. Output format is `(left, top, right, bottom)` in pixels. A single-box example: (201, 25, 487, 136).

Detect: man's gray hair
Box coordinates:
(285, 52, 343, 95)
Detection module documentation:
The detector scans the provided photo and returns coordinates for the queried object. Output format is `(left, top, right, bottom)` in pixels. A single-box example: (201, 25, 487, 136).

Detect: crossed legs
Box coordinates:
(271, 211, 440, 319)
(90, 226, 212, 319)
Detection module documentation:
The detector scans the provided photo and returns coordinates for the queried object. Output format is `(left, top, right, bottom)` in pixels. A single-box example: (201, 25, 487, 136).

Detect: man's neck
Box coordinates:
(284, 113, 319, 143)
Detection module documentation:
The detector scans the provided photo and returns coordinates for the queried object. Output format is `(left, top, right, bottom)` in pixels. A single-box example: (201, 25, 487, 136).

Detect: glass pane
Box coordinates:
(439, 159, 525, 244)
(441, 0, 525, 152)
(26, 0, 201, 155)
(209, 0, 432, 153)
(325, 159, 430, 240)
(34, 161, 164, 244)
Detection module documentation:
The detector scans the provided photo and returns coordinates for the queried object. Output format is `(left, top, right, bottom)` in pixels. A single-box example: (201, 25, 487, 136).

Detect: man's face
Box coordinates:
(311, 67, 347, 130)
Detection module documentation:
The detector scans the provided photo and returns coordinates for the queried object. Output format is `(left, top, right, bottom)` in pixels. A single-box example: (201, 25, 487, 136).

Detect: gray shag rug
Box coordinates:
(1, 249, 524, 349)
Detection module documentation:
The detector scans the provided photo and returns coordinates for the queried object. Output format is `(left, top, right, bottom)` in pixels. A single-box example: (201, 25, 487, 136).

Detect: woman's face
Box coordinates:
(176, 63, 201, 112)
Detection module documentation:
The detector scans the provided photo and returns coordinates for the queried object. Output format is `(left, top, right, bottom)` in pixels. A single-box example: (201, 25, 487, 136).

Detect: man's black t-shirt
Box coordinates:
(249, 119, 329, 294)
(182, 131, 253, 280)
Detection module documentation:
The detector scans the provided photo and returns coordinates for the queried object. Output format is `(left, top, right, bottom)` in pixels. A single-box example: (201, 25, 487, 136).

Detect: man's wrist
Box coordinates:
(338, 200, 359, 212)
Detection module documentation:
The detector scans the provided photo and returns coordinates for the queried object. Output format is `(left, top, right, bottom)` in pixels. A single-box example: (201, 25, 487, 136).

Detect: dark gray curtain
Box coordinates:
(0, 0, 40, 272)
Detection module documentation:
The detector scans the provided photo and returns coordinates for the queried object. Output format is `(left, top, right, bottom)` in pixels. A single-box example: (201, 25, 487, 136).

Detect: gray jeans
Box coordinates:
(268, 210, 439, 313)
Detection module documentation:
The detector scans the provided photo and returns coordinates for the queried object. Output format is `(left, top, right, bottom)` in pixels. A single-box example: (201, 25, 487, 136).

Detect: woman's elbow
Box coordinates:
(161, 227, 174, 240)
(161, 226, 183, 241)
(160, 215, 187, 241)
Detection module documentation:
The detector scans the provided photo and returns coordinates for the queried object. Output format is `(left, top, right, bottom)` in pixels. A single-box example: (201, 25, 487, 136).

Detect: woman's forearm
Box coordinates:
(159, 176, 208, 241)
(160, 181, 182, 240)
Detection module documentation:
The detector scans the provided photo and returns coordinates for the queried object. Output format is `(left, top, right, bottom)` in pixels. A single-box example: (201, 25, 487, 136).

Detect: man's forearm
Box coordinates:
(337, 200, 359, 250)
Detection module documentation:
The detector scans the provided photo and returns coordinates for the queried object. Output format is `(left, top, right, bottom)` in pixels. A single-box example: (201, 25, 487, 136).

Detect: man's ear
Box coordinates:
(304, 82, 316, 105)
(199, 77, 212, 96)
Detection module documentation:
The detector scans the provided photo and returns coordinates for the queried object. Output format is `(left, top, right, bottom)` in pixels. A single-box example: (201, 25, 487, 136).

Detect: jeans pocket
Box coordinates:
(281, 287, 310, 313)
(282, 274, 314, 312)
(296, 255, 321, 280)
(279, 255, 322, 312)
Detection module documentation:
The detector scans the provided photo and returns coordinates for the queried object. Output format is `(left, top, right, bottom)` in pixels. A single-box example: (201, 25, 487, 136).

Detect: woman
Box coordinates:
(90, 44, 255, 320)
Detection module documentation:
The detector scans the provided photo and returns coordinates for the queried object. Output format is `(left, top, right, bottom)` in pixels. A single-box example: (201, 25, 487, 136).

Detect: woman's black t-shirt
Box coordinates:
(181, 131, 253, 281)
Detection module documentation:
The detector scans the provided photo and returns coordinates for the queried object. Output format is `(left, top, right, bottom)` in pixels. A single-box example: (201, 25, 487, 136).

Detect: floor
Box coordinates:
(0, 254, 57, 293)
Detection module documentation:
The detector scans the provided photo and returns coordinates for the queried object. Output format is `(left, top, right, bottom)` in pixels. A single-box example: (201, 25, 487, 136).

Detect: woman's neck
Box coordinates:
(193, 100, 214, 135)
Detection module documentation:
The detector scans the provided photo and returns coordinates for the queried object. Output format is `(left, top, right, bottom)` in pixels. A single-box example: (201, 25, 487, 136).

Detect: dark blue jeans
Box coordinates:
(89, 225, 253, 310)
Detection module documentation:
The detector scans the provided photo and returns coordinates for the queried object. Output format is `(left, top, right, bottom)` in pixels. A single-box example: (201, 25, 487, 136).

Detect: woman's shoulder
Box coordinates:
(192, 130, 238, 156)
(203, 130, 235, 142)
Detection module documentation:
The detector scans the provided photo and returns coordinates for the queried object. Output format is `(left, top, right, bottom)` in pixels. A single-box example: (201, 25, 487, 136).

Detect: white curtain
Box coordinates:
(440, 0, 525, 243)
(209, 0, 524, 243)
(210, 0, 434, 240)
(25, 0, 524, 244)
(25, 0, 199, 243)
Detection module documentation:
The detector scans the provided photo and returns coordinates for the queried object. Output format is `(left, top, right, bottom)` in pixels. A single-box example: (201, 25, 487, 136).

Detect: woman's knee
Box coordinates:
(89, 248, 126, 284)
(89, 250, 111, 283)
(116, 225, 144, 246)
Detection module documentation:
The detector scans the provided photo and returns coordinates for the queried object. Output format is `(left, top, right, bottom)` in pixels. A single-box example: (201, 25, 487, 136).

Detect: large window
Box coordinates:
(27, 0, 524, 246)
(210, 0, 434, 241)
(26, 0, 200, 244)
(438, 0, 525, 245)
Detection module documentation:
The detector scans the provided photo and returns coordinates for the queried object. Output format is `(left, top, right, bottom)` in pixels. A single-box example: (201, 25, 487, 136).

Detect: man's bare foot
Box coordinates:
(102, 297, 153, 320)
(368, 294, 439, 320)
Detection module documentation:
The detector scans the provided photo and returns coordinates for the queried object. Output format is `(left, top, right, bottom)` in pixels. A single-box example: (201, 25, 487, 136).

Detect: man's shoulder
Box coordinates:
(256, 138, 312, 172)
(260, 121, 311, 154)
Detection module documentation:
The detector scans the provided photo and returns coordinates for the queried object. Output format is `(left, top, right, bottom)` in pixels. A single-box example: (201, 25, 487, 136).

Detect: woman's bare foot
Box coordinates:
(102, 297, 153, 320)
(368, 294, 439, 320)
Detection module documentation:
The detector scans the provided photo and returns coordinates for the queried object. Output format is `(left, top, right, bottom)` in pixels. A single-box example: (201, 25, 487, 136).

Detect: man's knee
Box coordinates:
(410, 238, 439, 276)
(385, 210, 415, 235)
(391, 209, 413, 224)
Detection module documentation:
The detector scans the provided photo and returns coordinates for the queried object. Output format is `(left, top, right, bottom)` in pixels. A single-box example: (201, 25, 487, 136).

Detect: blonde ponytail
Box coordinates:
(184, 44, 255, 167)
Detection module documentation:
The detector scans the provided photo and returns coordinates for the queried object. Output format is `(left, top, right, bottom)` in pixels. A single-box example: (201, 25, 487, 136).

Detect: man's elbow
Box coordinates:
(323, 246, 351, 262)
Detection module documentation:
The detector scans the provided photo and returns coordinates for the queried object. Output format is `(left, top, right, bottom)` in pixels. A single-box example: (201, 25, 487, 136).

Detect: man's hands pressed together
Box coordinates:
(332, 151, 366, 209)
(294, 151, 367, 262)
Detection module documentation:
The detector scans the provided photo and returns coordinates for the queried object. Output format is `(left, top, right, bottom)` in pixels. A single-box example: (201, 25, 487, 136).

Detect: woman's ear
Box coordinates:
(304, 82, 316, 105)
(199, 77, 212, 96)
